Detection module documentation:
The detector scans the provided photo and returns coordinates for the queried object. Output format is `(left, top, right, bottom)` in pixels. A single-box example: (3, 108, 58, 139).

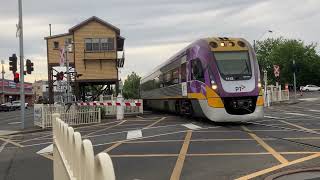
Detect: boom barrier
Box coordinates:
(53, 113, 115, 180)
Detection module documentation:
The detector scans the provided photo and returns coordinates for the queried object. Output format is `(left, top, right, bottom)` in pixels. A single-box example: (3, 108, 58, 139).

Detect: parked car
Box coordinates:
(301, 85, 320, 92)
(0, 102, 14, 111)
(11, 101, 28, 110)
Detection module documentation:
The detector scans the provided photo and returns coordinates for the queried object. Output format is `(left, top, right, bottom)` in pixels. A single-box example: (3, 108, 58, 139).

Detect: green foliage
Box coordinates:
(256, 38, 320, 86)
(123, 72, 141, 99)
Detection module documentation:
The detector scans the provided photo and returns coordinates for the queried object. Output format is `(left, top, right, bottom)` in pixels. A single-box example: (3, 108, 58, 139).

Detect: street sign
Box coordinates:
(59, 48, 65, 67)
(273, 65, 280, 77)
(56, 81, 68, 91)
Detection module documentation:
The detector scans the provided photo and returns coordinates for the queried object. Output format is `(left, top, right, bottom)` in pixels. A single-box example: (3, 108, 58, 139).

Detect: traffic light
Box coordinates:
(26, 59, 34, 74)
(14, 72, 19, 83)
(9, 54, 18, 73)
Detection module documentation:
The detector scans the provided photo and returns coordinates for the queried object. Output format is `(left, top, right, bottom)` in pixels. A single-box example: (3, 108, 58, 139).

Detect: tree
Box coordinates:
(256, 38, 320, 87)
(122, 72, 141, 99)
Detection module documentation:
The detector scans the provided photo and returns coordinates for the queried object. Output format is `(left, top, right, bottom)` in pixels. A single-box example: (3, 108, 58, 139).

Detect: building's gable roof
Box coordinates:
(44, 32, 71, 40)
(68, 16, 120, 34)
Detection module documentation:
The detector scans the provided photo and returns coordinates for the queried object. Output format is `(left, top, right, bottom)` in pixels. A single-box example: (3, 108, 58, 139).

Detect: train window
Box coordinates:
(181, 63, 186, 82)
(172, 68, 179, 84)
(192, 59, 204, 82)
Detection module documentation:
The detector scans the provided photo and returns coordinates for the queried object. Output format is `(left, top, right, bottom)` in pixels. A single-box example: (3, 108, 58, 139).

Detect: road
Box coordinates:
(1, 92, 320, 179)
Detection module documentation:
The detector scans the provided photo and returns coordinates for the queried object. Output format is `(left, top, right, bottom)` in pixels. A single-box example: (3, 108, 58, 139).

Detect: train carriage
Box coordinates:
(140, 37, 264, 122)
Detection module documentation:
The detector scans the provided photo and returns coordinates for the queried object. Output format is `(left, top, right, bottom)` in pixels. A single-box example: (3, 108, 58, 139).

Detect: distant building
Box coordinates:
(0, 79, 33, 104)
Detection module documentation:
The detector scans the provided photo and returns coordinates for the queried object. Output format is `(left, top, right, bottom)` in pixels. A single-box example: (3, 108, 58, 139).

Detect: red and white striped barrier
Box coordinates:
(77, 101, 142, 107)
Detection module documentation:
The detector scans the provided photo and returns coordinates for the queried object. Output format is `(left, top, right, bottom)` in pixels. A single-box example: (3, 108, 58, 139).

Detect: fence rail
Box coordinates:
(264, 89, 290, 106)
(53, 114, 115, 180)
(34, 104, 101, 129)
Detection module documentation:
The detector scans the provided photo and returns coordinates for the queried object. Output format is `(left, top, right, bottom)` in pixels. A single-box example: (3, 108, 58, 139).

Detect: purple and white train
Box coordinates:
(140, 37, 264, 122)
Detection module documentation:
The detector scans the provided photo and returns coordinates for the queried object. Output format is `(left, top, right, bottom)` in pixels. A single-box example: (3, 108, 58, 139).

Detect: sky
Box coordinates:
(0, 0, 319, 83)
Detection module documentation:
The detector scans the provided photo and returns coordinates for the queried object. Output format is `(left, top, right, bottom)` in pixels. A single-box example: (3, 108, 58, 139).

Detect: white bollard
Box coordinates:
(117, 94, 124, 120)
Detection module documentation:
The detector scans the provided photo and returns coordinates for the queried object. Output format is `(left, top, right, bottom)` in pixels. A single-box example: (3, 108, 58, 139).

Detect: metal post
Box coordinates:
(49, 24, 52, 37)
(65, 43, 70, 103)
(293, 60, 297, 101)
(263, 70, 268, 107)
(18, 0, 26, 129)
(1, 60, 5, 104)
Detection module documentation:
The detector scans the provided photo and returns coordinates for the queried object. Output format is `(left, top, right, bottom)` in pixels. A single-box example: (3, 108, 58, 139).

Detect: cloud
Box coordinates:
(0, 0, 319, 83)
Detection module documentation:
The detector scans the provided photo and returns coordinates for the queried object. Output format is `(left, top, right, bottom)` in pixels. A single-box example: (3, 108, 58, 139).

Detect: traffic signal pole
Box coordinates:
(18, 0, 26, 129)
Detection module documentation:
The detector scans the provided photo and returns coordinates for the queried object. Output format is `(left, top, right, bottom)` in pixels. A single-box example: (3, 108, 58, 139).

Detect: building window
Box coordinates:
(53, 41, 59, 49)
(101, 38, 114, 51)
(85, 39, 93, 51)
(85, 38, 114, 52)
(92, 38, 100, 51)
(66, 38, 72, 45)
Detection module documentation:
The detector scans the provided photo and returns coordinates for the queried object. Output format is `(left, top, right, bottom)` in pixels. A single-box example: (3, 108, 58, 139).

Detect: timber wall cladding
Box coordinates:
(74, 21, 118, 80)
(48, 35, 74, 64)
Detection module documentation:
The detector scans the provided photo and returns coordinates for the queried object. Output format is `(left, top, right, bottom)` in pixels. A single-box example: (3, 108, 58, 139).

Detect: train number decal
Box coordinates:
(235, 85, 246, 92)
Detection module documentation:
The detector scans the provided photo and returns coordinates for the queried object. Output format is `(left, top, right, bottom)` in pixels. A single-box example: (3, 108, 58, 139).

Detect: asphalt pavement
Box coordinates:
(1, 92, 320, 180)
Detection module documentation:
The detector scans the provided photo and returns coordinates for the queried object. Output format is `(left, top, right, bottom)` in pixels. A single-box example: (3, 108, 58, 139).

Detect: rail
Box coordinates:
(53, 113, 115, 180)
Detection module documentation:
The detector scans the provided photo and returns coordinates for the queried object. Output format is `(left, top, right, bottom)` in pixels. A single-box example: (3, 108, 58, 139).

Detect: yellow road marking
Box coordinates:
(235, 153, 320, 180)
(108, 152, 320, 158)
(0, 137, 23, 148)
(280, 120, 318, 133)
(102, 117, 167, 153)
(110, 154, 179, 157)
(75, 120, 122, 130)
(104, 142, 123, 153)
(85, 120, 127, 137)
(20, 134, 53, 144)
(170, 130, 192, 180)
(242, 126, 288, 164)
(144, 117, 167, 129)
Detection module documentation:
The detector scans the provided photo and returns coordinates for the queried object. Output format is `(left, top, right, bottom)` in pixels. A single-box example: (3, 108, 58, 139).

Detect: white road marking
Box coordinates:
(127, 130, 142, 140)
(264, 116, 279, 119)
(37, 144, 53, 154)
(182, 123, 201, 130)
(285, 112, 309, 116)
(309, 109, 320, 112)
(299, 98, 319, 102)
(8, 122, 22, 125)
(0, 141, 9, 153)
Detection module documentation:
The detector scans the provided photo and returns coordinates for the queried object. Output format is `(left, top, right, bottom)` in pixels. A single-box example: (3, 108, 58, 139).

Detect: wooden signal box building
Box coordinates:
(45, 16, 125, 103)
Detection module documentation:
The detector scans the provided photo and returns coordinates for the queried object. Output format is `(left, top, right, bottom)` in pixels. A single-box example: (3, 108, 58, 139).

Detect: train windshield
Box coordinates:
(213, 51, 251, 80)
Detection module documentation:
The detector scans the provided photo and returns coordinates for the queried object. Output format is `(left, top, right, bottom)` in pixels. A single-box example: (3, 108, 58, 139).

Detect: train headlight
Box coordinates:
(258, 82, 262, 88)
(212, 84, 218, 90)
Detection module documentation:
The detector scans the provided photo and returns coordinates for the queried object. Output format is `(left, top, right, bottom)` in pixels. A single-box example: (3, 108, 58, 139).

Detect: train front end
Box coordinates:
(190, 37, 264, 122)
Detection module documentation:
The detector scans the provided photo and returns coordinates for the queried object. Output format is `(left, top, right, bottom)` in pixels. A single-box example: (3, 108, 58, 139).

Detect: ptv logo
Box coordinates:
(235, 85, 246, 92)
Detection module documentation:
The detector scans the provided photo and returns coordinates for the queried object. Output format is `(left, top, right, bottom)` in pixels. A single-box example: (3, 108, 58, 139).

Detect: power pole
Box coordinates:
(18, 0, 26, 129)
(293, 60, 297, 101)
(1, 60, 5, 104)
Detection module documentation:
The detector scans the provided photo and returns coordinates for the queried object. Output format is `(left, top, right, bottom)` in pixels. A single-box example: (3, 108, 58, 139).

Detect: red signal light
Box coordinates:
(14, 72, 19, 83)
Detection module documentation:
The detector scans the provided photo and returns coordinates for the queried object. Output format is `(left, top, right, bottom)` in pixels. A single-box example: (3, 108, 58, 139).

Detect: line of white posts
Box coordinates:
(53, 113, 115, 180)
